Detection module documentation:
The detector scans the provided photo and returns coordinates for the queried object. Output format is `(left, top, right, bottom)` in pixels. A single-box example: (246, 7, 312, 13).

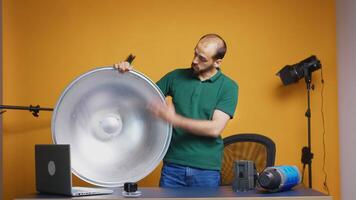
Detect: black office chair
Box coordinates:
(221, 133, 276, 186)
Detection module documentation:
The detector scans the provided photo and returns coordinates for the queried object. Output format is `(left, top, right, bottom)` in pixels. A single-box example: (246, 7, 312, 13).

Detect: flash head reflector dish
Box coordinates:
(52, 67, 172, 187)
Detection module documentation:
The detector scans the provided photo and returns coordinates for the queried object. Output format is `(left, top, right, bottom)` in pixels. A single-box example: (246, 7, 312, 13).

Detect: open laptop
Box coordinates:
(35, 144, 113, 196)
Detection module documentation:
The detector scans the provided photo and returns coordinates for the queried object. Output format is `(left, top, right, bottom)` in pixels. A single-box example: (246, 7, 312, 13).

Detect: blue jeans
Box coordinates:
(159, 162, 221, 187)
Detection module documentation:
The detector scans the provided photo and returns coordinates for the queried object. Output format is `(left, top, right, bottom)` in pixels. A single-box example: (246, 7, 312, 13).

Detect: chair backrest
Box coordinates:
(221, 133, 276, 186)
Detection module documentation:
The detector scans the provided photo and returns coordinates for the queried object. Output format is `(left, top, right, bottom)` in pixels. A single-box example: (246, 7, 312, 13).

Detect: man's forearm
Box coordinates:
(148, 101, 230, 138)
(171, 114, 222, 138)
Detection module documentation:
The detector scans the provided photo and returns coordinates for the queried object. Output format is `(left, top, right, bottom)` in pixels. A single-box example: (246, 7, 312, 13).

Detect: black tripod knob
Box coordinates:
(124, 182, 138, 193)
(301, 147, 313, 165)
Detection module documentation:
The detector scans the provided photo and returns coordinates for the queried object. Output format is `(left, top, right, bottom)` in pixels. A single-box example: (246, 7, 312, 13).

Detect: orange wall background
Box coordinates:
(2, 0, 339, 200)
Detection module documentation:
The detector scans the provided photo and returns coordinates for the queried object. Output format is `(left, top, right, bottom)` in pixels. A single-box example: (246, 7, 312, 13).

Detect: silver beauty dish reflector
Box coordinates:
(51, 67, 172, 187)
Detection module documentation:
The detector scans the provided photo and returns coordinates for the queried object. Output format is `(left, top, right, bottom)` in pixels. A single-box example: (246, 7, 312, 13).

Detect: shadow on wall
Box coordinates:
(273, 81, 305, 99)
(2, 112, 52, 135)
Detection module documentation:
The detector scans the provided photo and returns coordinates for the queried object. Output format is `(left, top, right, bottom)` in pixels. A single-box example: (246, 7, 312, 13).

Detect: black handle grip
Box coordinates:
(125, 54, 136, 64)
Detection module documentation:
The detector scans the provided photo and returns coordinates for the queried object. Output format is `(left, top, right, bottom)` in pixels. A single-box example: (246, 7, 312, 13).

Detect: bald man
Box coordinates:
(115, 34, 238, 187)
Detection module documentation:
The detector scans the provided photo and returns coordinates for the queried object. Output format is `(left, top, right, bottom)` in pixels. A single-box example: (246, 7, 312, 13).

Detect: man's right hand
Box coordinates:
(113, 61, 134, 73)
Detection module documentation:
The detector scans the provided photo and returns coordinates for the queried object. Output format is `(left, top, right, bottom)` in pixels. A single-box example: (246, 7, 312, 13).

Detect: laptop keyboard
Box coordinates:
(72, 187, 113, 196)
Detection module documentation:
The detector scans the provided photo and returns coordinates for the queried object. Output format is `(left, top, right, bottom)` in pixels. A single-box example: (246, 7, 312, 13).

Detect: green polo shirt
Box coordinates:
(156, 68, 238, 170)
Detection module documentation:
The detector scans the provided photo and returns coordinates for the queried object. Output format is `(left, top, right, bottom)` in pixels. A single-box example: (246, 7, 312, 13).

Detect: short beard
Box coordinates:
(191, 63, 215, 75)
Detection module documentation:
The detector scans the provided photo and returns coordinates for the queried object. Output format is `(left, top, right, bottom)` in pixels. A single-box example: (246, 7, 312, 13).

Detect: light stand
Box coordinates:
(0, 105, 53, 117)
(276, 55, 321, 189)
(301, 67, 314, 188)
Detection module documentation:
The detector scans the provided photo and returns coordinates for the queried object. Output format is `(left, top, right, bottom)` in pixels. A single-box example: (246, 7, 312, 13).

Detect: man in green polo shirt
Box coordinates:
(115, 34, 238, 187)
